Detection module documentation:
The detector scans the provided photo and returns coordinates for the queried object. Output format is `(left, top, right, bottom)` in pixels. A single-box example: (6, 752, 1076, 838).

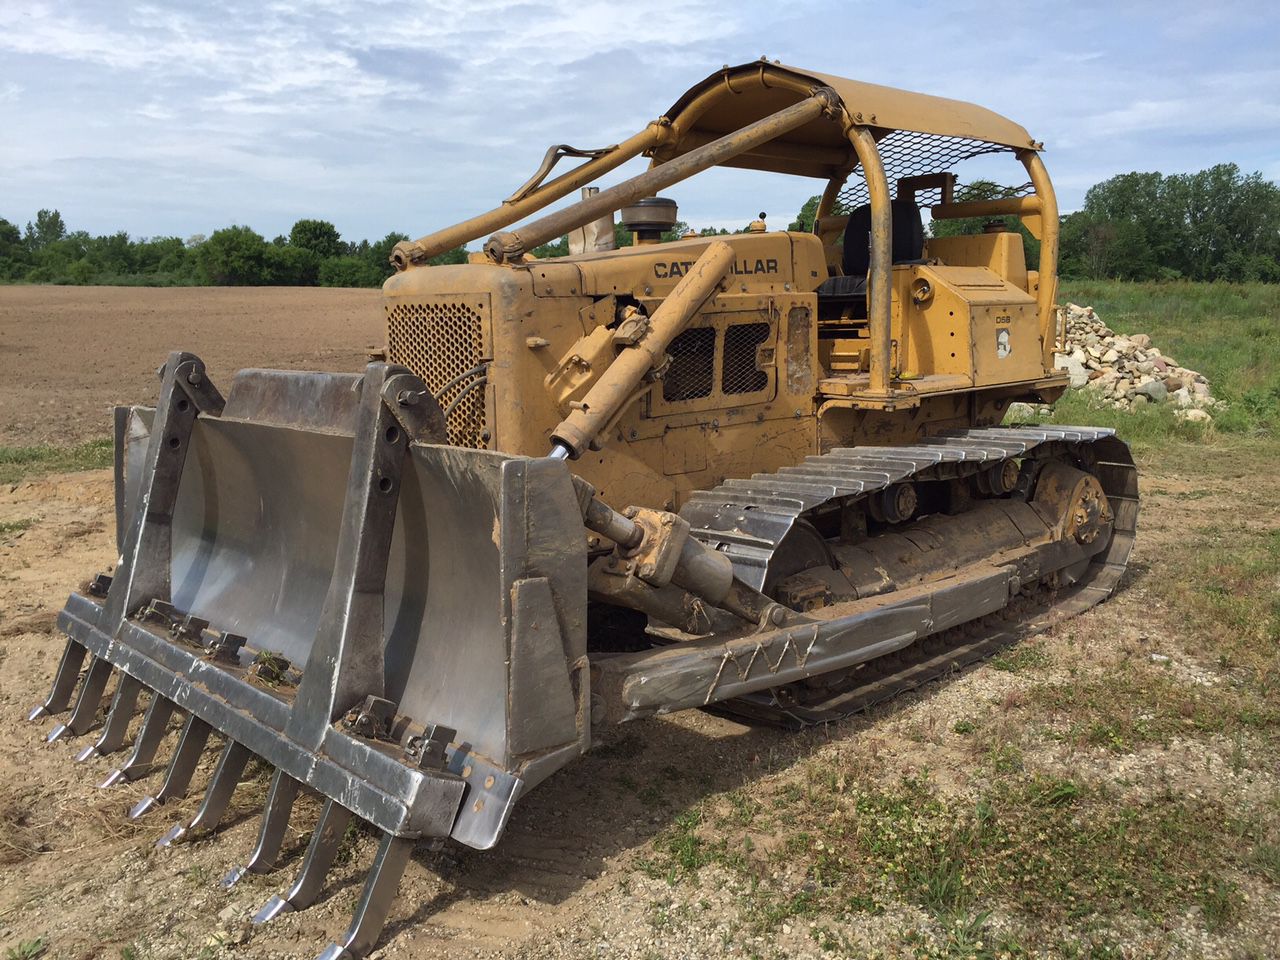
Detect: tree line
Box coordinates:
(3, 163, 1276, 287)
(0, 213, 466, 287)
(1059, 164, 1280, 282)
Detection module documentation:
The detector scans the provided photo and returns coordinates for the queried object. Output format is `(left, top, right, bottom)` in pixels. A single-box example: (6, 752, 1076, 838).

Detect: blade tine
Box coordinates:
(76, 673, 145, 762)
(48, 656, 115, 741)
(129, 715, 213, 818)
(101, 695, 179, 788)
(314, 832, 414, 960)
(157, 739, 251, 847)
(29, 639, 88, 721)
(223, 768, 302, 887)
(252, 799, 353, 923)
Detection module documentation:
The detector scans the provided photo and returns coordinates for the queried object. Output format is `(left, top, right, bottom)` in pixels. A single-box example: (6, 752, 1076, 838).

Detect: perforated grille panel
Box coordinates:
(835, 131, 1028, 210)
(386, 301, 487, 448)
(662, 327, 715, 401)
(722, 323, 770, 395)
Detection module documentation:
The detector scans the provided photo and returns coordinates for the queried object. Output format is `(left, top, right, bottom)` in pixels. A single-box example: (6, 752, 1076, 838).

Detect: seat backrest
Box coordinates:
(841, 200, 925, 277)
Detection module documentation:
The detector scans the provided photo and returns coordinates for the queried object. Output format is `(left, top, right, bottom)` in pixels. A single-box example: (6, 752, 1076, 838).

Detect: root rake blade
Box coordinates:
(76, 672, 145, 761)
(37, 351, 591, 957)
(222, 767, 302, 887)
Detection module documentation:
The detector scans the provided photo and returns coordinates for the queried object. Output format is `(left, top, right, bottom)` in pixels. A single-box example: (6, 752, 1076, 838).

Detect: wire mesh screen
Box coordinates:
(835, 131, 1023, 211)
(721, 323, 770, 395)
(662, 327, 716, 401)
(386, 300, 487, 448)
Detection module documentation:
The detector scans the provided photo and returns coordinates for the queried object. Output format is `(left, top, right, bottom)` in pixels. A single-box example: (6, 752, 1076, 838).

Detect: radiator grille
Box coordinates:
(721, 323, 770, 395)
(662, 327, 716, 401)
(386, 301, 487, 448)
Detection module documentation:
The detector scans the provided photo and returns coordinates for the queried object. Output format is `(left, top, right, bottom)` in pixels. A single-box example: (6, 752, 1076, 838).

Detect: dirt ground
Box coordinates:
(0, 285, 382, 446)
(0, 287, 1276, 959)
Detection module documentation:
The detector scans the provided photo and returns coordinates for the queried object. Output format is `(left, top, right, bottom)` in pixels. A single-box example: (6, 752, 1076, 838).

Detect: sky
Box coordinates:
(1, 0, 1278, 246)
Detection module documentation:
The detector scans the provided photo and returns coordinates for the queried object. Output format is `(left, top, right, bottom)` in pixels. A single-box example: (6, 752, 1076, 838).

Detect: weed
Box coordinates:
(991, 643, 1049, 673)
(1199, 875, 1243, 932)
(1028, 777, 1080, 807)
(952, 719, 976, 735)
(3, 941, 45, 960)
(985, 741, 1024, 773)
(0, 518, 34, 537)
(1250, 841, 1280, 882)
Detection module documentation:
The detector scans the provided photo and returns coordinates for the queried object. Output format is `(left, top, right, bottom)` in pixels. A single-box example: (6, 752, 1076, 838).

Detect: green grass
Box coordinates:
(646, 772, 1257, 940)
(3, 940, 45, 960)
(0, 517, 35, 536)
(0, 439, 113, 485)
(1059, 280, 1280, 433)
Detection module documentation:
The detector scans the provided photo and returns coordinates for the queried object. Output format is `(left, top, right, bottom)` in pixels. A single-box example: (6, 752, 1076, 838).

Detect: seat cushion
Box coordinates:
(841, 199, 925, 277)
(815, 274, 868, 298)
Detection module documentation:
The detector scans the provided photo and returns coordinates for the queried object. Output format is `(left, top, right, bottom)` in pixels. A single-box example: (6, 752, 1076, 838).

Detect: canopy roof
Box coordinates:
(651, 61, 1039, 180)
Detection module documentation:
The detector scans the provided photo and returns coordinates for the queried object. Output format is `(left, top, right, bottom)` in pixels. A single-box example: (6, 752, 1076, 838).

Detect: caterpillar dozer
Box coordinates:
(34, 60, 1137, 958)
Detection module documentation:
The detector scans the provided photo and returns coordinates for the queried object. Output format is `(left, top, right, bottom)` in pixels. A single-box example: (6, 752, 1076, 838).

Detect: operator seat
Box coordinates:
(817, 199, 925, 299)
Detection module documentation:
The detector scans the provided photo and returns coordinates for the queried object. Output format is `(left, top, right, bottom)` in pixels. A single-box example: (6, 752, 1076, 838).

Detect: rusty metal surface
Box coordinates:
(679, 426, 1118, 590)
(679, 428, 1138, 725)
(551, 240, 735, 457)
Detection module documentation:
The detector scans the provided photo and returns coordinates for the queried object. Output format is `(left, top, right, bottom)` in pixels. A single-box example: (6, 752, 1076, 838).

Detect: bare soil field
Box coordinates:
(0, 285, 381, 446)
(0, 287, 1276, 960)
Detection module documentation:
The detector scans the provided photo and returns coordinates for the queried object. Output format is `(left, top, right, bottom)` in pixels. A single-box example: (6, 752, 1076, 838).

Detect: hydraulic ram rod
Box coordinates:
(485, 89, 840, 263)
(550, 240, 735, 458)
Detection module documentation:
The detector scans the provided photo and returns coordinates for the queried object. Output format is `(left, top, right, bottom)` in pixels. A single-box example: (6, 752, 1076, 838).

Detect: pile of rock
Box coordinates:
(1053, 303, 1218, 423)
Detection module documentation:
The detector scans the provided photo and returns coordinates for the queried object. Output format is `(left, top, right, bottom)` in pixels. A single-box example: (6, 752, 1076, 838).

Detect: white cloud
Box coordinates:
(0, 0, 1276, 241)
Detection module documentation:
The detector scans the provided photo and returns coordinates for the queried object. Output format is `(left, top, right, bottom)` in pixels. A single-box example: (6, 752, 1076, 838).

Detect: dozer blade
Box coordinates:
(36, 352, 590, 958)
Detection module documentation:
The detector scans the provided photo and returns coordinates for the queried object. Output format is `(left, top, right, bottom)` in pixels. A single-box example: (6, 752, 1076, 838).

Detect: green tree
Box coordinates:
(1059, 164, 1280, 281)
(0, 217, 28, 279)
(195, 225, 270, 285)
(288, 219, 343, 259)
(265, 244, 321, 285)
(1060, 213, 1154, 280)
(367, 231, 409, 277)
(531, 236, 570, 258)
(789, 195, 820, 232)
(24, 209, 66, 250)
(427, 245, 468, 265)
(319, 256, 382, 287)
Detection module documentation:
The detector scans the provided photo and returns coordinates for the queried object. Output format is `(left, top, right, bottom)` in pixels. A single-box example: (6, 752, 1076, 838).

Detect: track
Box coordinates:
(678, 426, 1139, 726)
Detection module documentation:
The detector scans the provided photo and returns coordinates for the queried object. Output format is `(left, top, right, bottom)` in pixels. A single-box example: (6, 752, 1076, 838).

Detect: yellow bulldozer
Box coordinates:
(34, 61, 1137, 958)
